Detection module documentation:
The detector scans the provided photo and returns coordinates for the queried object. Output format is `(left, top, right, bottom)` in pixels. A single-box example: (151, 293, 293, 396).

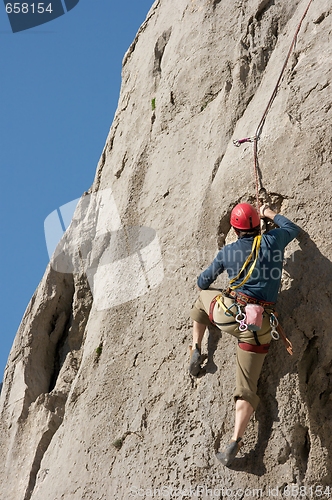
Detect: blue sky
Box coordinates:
(0, 0, 153, 379)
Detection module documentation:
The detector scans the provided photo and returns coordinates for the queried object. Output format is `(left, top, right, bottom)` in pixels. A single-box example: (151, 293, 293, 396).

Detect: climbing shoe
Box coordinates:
(216, 437, 243, 467)
(188, 343, 202, 377)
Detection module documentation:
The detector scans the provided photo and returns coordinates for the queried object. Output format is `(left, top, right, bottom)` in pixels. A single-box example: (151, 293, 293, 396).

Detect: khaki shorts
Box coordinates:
(190, 289, 272, 410)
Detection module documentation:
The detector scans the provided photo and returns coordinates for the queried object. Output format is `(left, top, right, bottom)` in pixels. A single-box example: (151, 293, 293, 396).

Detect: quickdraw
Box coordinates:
(235, 305, 248, 332)
(270, 313, 280, 340)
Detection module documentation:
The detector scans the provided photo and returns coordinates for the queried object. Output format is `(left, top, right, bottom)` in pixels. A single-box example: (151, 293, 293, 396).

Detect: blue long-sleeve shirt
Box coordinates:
(197, 214, 300, 303)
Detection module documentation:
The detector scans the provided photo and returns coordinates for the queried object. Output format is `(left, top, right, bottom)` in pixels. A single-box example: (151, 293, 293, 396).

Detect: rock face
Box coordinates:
(1, 0, 332, 498)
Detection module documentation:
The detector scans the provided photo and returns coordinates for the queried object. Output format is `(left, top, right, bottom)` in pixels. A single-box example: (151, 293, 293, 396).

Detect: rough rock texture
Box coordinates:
(1, 0, 332, 498)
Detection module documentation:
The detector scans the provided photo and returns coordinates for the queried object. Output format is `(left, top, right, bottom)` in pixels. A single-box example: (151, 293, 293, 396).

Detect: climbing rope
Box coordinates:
(233, 0, 314, 211)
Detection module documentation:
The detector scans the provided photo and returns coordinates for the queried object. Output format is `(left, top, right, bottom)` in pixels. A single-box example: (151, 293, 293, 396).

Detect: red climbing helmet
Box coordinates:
(230, 203, 260, 230)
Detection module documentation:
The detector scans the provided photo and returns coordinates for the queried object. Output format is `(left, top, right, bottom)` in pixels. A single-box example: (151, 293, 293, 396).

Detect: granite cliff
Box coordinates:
(1, 0, 332, 498)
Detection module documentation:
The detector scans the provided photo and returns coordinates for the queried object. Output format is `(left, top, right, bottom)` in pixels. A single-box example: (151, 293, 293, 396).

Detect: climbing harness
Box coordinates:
(227, 288, 274, 308)
(216, 294, 238, 317)
(238, 342, 270, 354)
(208, 294, 238, 325)
(208, 232, 294, 353)
(209, 289, 293, 355)
(233, 0, 314, 211)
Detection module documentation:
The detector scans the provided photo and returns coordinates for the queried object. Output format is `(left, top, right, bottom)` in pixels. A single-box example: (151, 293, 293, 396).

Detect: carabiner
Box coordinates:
(270, 313, 278, 327)
(233, 136, 257, 147)
(270, 313, 280, 340)
(224, 302, 238, 317)
(236, 307, 248, 332)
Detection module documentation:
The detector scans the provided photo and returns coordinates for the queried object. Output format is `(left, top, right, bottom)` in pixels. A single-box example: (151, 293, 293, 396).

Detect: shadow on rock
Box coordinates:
(249, 231, 332, 480)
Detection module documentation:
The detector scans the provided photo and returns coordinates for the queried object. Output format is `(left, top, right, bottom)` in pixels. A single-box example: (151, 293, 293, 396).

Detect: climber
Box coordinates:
(189, 202, 300, 466)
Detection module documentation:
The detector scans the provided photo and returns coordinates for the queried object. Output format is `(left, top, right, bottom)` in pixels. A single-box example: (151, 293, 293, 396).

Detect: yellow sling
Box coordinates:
(229, 235, 262, 290)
